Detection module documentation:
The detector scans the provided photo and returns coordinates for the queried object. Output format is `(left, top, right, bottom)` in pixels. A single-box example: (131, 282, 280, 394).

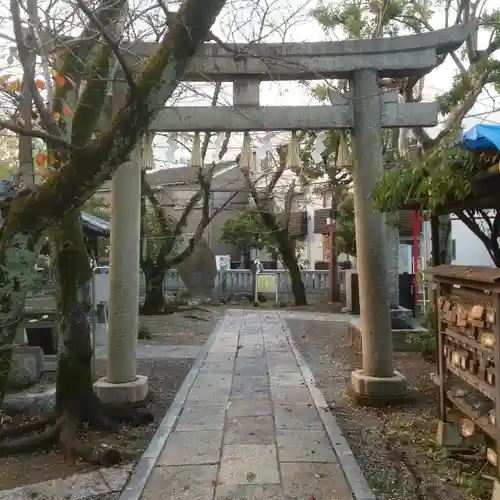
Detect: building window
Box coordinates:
(451, 239, 456, 260)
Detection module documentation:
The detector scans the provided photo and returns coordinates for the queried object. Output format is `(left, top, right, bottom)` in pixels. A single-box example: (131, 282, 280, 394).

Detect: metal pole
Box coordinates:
(91, 267, 97, 380)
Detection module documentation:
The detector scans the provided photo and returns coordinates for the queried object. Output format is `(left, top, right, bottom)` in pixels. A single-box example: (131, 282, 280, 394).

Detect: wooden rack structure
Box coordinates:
(426, 265, 500, 475)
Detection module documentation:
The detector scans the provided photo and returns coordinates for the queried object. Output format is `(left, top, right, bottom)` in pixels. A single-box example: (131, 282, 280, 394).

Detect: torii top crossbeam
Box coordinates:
(117, 23, 477, 81)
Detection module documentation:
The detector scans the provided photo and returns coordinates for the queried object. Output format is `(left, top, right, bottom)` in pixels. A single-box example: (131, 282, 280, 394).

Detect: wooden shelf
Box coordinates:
(444, 328, 493, 356)
(445, 361, 496, 401)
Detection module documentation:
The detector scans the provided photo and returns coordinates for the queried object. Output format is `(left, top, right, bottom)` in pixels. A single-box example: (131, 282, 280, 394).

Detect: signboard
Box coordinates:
(256, 273, 279, 303)
(256, 273, 278, 293)
(92, 266, 110, 304)
(216, 255, 231, 271)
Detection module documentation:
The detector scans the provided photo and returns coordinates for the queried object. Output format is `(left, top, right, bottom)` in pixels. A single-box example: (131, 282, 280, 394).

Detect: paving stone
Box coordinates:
(193, 373, 232, 389)
(185, 385, 231, 406)
(231, 375, 269, 395)
(215, 484, 284, 499)
(274, 404, 323, 430)
(141, 465, 218, 500)
(267, 362, 301, 376)
(281, 463, 353, 500)
(205, 353, 236, 363)
(158, 430, 223, 465)
(219, 444, 279, 485)
(238, 346, 265, 357)
(227, 394, 273, 418)
(265, 352, 296, 364)
(271, 386, 313, 406)
(234, 362, 268, 377)
(264, 341, 289, 352)
(199, 362, 234, 375)
(176, 405, 226, 431)
(224, 415, 275, 445)
(269, 373, 305, 387)
(276, 430, 338, 462)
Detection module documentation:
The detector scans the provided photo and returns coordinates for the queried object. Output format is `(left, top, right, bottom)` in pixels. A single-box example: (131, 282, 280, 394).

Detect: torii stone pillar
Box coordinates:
(349, 70, 409, 403)
(94, 141, 148, 403)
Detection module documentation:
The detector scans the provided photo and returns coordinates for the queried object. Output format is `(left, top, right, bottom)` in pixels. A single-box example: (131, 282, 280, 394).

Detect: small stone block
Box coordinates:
(93, 375, 148, 404)
(219, 444, 279, 485)
(436, 421, 463, 449)
(158, 430, 223, 465)
(215, 484, 284, 499)
(7, 346, 43, 390)
(141, 465, 218, 500)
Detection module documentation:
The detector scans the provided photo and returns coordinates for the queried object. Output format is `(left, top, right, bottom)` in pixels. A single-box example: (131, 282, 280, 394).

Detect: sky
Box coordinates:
(0, 0, 498, 169)
(150, 0, 500, 168)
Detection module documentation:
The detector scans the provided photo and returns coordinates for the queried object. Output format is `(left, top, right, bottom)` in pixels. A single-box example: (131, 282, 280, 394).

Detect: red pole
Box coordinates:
(413, 209, 420, 306)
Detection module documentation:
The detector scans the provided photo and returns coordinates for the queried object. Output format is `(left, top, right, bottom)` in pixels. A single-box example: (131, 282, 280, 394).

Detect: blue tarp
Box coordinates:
(461, 124, 500, 152)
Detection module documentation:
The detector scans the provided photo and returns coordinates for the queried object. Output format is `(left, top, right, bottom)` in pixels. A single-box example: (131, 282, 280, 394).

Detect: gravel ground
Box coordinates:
(0, 311, 220, 492)
(287, 318, 493, 500)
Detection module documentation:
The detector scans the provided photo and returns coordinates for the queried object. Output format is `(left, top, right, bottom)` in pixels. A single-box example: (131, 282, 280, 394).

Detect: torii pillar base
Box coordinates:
(349, 370, 413, 407)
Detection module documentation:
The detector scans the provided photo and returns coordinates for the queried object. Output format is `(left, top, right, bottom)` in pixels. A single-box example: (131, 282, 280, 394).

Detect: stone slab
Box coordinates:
(185, 385, 231, 406)
(227, 394, 273, 418)
(224, 415, 275, 445)
(215, 484, 284, 499)
(219, 444, 279, 485)
(231, 376, 269, 394)
(204, 353, 236, 363)
(199, 362, 234, 375)
(141, 465, 218, 500)
(276, 430, 338, 462)
(193, 373, 233, 390)
(274, 404, 323, 430)
(157, 430, 223, 465)
(176, 405, 226, 431)
(271, 386, 314, 406)
(281, 462, 353, 500)
(95, 345, 202, 360)
(269, 373, 305, 387)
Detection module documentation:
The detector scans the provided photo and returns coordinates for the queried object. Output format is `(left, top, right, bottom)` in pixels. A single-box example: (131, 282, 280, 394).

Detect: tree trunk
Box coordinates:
(51, 210, 101, 417)
(0, 232, 39, 406)
(142, 264, 167, 315)
(275, 230, 307, 306)
(438, 215, 452, 265)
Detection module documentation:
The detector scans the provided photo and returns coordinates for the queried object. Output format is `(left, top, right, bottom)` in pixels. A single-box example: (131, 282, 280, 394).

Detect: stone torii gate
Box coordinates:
(96, 24, 474, 405)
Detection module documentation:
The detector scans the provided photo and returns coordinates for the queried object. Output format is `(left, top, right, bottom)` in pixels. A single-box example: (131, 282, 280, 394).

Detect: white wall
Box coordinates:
(450, 218, 495, 267)
(421, 217, 496, 268)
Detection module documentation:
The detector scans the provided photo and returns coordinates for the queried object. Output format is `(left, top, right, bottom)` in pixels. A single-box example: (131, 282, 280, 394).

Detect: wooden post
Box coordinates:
(328, 218, 338, 303)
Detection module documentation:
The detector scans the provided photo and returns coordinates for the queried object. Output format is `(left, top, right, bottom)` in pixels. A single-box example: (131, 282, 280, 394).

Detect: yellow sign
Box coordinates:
(256, 273, 278, 293)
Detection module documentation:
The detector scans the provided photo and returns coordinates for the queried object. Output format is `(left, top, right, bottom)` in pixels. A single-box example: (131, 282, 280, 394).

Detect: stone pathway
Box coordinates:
(122, 310, 374, 500)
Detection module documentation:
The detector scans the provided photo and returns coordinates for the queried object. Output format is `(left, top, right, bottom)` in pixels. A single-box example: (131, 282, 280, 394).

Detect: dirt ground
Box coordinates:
(287, 318, 494, 500)
(0, 311, 219, 492)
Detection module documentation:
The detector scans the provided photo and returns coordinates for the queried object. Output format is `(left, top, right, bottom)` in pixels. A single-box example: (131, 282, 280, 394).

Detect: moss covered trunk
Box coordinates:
(142, 262, 167, 315)
(275, 230, 307, 306)
(0, 233, 39, 406)
(51, 211, 99, 416)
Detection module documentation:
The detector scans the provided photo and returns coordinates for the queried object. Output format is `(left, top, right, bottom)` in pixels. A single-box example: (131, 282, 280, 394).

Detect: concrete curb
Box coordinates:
(118, 325, 219, 500)
(282, 321, 376, 500)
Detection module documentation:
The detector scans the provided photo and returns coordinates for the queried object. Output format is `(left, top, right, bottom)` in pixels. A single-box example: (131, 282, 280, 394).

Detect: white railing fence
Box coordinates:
(29, 268, 348, 299)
